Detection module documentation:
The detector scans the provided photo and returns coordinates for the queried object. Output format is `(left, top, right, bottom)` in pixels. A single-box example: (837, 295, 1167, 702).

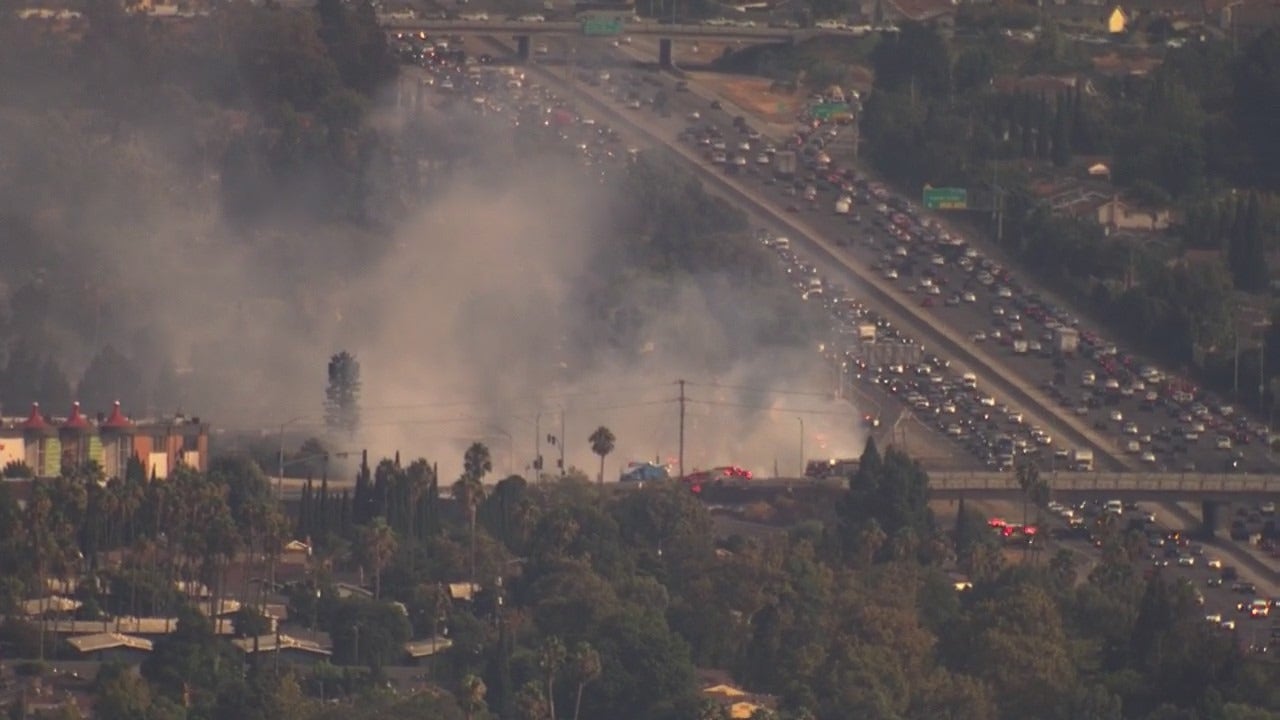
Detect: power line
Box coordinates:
(238, 383, 679, 423)
(684, 380, 834, 398)
(678, 379, 686, 481)
(685, 398, 860, 418)
(353, 398, 678, 429)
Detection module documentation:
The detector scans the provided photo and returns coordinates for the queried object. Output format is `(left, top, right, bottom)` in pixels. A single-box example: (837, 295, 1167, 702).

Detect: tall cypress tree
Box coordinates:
(1051, 93, 1071, 167)
(317, 475, 331, 542)
(298, 478, 312, 538)
(339, 490, 353, 537)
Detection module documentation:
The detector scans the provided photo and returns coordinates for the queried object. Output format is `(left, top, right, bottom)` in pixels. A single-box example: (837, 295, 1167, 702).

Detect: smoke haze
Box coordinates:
(1, 50, 864, 482)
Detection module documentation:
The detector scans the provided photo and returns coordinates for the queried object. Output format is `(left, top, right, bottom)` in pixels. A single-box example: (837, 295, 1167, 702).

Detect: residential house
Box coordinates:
(404, 636, 454, 663)
(1096, 196, 1172, 232)
(232, 634, 332, 666)
(701, 679, 778, 719)
(335, 582, 374, 600)
(281, 539, 312, 566)
(0, 402, 209, 480)
(65, 633, 154, 664)
(20, 596, 82, 617)
(1107, 5, 1130, 30)
(993, 74, 1090, 97)
(49, 617, 236, 635)
(448, 582, 481, 602)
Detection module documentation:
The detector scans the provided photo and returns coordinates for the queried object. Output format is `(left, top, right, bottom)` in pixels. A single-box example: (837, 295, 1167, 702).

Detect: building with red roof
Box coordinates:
(0, 403, 208, 480)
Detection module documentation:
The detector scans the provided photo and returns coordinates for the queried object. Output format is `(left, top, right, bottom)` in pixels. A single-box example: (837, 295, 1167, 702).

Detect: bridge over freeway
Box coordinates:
(717, 471, 1280, 498)
(692, 471, 1279, 535)
(382, 19, 831, 65)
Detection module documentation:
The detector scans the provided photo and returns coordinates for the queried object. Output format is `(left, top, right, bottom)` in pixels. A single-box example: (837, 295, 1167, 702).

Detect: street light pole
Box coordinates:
(277, 416, 304, 498)
(797, 417, 804, 478)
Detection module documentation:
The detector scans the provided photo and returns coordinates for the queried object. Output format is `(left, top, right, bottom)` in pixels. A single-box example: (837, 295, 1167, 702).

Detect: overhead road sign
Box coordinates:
(581, 15, 624, 35)
(922, 186, 968, 210)
(811, 102, 852, 121)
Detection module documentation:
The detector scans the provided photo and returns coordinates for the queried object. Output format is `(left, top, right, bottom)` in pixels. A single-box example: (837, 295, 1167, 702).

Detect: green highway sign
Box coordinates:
(922, 186, 968, 210)
(582, 16, 623, 35)
(811, 102, 852, 120)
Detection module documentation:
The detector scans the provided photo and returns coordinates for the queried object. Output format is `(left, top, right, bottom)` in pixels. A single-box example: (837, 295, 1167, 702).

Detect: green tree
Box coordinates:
(538, 635, 567, 720)
(356, 516, 397, 599)
(569, 642, 602, 720)
(92, 662, 153, 720)
(588, 426, 616, 488)
(328, 598, 412, 671)
(230, 606, 272, 638)
(869, 22, 952, 98)
(454, 443, 490, 586)
(1231, 26, 1280, 187)
(838, 438, 932, 562)
(324, 351, 361, 437)
(458, 673, 489, 720)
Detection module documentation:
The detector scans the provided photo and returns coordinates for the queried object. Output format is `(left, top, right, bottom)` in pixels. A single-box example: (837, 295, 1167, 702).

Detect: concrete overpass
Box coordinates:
(276, 471, 1280, 500)
(383, 19, 834, 66)
(692, 471, 1278, 537)
(699, 471, 1280, 499)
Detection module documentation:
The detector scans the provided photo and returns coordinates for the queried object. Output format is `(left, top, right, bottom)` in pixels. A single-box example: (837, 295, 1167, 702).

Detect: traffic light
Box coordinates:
(534, 456, 543, 471)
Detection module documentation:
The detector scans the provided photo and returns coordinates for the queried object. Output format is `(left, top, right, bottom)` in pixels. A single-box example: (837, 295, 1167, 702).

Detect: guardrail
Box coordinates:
(754, 472, 1280, 494)
(925, 471, 1280, 494)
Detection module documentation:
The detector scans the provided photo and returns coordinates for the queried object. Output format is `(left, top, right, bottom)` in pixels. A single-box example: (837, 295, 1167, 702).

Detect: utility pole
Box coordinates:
(1234, 328, 1241, 398)
(677, 379, 686, 480)
(534, 412, 541, 478)
(559, 408, 566, 477)
(1260, 326, 1267, 409)
(992, 162, 1004, 247)
(797, 417, 805, 477)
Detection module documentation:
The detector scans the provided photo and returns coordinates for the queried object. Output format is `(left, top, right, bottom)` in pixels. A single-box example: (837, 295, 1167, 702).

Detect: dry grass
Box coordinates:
(688, 73, 802, 124)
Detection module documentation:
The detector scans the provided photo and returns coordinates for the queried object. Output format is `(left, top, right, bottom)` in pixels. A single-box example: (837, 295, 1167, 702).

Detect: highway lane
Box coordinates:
(582, 54, 1280, 478)
(387, 21, 1280, 476)
(389, 40, 1280, 576)
(500, 41, 1135, 473)
(503, 37, 1280, 481)
(573, 40, 1280, 479)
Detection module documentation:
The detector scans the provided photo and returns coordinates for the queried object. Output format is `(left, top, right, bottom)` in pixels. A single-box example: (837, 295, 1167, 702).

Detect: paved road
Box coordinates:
(582, 39, 1280, 482)
(507, 38, 1134, 473)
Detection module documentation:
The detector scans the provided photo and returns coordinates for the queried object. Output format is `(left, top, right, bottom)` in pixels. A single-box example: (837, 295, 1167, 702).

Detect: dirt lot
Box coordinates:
(686, 72, 803, 124)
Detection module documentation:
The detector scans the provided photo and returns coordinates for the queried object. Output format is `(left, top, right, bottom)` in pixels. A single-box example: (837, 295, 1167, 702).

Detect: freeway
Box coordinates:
(384, 18, 808, 41)
(504, 38, 1135, 473)
(566, 37, 1280, 479)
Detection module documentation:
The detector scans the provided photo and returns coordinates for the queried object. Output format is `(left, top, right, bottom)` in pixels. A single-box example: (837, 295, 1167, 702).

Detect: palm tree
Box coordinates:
(515, 681, 551, 720)
(453, 472, 488, 586)
(569, 642, 601, 720)
(538, 635, 567, 720)
(357, 517, 398, 598)
(588, 426, 615, 488)
(459, 674, 488, 720)
(464, 442, 493, 483)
